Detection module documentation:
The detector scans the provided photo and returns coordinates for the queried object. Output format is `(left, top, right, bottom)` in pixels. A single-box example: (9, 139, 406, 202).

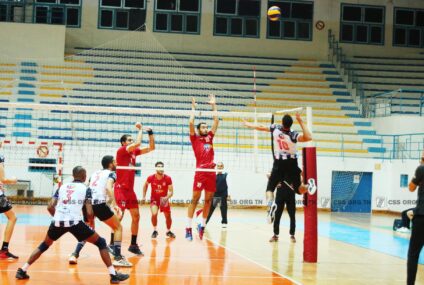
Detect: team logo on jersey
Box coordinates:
(205, 137, 210, 143)
(204, 144, 211, 150)
(197, 182, 202, 188)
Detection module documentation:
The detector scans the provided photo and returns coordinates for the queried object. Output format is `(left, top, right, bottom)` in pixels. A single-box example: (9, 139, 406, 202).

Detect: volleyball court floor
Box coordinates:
(0, 206, 423, 285)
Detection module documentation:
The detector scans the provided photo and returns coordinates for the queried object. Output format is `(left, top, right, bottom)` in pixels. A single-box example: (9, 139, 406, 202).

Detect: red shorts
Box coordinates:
(193, 172, 216, 193)
(114, 184, 139, 210)
(150, 196, 171, 213)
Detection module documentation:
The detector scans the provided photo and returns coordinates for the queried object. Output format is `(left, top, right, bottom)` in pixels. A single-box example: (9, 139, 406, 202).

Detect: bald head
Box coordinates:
(72, 166, 87, 182)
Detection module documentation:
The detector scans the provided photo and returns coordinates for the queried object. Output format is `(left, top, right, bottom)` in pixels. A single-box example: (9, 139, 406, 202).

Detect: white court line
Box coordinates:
(205, 236, 303, 285)
(2, 269, 294, 279)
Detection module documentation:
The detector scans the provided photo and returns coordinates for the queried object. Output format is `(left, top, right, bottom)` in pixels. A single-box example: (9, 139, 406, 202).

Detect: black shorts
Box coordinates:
(267, 158, 301, 193)
(0, 194, 12, 214)
(83, 203, 114, 222)
(47, 221, 95, 242)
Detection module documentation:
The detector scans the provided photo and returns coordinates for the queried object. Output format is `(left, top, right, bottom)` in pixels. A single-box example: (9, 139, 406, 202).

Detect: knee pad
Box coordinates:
(38, 242, 50, 253)
(94, 237, 107, 250)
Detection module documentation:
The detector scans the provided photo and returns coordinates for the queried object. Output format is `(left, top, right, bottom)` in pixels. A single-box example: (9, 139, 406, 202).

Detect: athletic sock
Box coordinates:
(201, 219, 206, 227)
(131, 235, 137, 245)
(114, 241, 122, 257)
(22, 263, 30, 272)
(108, 266, 116, 275)
(1, 242, 9, 251)
(186, 217, 192, 228)
(74, 241, 86, 256)
(110, 233, 114, 245)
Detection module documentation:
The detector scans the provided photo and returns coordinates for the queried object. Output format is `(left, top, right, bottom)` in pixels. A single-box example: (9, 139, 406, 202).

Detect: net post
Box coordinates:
(303, 106, 318, 263)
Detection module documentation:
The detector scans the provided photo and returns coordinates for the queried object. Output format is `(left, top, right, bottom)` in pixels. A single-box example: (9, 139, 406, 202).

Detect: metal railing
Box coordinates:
(363, 89, 424, 118)
(328, 29, 365, 114)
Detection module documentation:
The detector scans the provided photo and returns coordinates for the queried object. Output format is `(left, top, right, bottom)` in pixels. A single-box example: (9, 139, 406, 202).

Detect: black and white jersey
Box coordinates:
(52, 181, 91, 226)
(270, 124, 299, 159)
(89, 169, 116, 205)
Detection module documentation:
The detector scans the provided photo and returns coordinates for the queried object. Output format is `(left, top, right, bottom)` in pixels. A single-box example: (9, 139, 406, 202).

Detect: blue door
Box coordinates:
(331, 171, 372, 213)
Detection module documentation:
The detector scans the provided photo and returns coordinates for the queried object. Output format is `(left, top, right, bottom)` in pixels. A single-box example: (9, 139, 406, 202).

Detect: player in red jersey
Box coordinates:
(112, 122, 155, 256)
(186, 94, 219, 241)
(142, 161, 176, 239)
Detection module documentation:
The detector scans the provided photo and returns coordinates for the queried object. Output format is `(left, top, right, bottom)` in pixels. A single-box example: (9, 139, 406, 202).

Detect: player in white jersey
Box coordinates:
(69, 156, 132, 267)
(0, 153, 19, 260)
(15, 166, 129, 284)
(243, 113, 315, 223)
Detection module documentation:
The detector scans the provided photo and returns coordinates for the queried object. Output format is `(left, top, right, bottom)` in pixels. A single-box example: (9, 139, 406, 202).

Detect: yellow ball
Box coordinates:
(268, 6, 281, 21)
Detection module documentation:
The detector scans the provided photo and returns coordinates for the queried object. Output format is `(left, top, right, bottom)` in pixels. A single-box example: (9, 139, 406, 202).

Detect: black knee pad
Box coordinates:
(95, 237, 107, 250)
(38, 242, 50, 253)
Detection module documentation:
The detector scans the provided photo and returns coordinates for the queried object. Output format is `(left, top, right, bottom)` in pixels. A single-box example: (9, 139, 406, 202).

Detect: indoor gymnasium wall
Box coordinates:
(0, 22, 65, 61)
(371, 116, 424, 135)
(63, 0, 424, 60)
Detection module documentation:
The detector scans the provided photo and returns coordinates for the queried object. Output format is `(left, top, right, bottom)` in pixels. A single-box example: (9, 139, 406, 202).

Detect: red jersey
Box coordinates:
(190, 131, 215, 169)
(115, 145, 141, 190)
(147, 174, 172, 199)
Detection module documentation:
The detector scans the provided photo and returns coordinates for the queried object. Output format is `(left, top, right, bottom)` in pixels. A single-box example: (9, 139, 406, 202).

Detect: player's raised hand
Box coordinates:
(145, 127, 152, 132)
(135, 122, 143, 130)
(191, 97, 197, 110)
(208, 94, 216, 105)
(295, 112, 302, 123)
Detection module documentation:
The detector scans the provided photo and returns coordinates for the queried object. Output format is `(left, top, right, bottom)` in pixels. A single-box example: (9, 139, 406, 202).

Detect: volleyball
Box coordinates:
(268, 6, 281, 21)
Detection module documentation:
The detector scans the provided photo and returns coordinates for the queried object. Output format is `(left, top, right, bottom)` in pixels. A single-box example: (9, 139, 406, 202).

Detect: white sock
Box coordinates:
(22, 263, 30, 272)
(153, 227, 157, 231)
(201, 218, 206, 227)
(186, 218, 192, 228)
(108, 266, 116, 275)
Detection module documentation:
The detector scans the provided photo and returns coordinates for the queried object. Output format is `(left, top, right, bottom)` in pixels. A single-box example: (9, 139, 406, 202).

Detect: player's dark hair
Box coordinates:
(155, 161, 164, 167)
(196, 122, 207, 130)
(102, 155, 114, 169)
(72, 166, 86, 180)
(120, 134, 130, 145)
(282, 115, 293, 129)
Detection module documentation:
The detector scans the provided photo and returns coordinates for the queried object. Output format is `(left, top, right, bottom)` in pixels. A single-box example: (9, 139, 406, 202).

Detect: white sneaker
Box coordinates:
(68, 253, 78, 265)
(113, 256, 133, 267)
(396, 227, 411, 233)
(267, 203, 277, 224)
(222, 224, 227, 230)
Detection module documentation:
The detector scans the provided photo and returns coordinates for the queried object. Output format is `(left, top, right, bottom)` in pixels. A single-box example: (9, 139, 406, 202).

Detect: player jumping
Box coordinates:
(186, 95, 219, 241)
(243, 112, 314, 223)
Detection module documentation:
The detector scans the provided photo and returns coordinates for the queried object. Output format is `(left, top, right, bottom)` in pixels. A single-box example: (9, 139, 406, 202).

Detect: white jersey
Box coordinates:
(0, 155, 5, 196)
(53, 181, 91, 225)
(270, 124, 299, 159)
(89, 169, 116, 205)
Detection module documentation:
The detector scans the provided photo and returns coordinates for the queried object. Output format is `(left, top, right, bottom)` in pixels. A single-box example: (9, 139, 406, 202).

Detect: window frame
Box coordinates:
(98, 0, 147, 31)
(33, 0, 81, 28)
(393, 7, 424, 48)
(339, 3, 385, 46)
(266, 0, 314, 42)
(153, 0, 201, 35)
(214, 0, 260, 38)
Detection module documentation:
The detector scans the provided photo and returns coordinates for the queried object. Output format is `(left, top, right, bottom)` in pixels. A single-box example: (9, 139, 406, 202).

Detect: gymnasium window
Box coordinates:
(154, 0, 201, 34)
(33, 0, 82, 27)
(267, 0, 314, 41)
(393, 8, 424, 48)
(214, 0, 260, 38)
(0, 0, 27, 23)
(99, 0, 146, 31)
(400, 174, 409, 188)
(340, 4, 385, 45)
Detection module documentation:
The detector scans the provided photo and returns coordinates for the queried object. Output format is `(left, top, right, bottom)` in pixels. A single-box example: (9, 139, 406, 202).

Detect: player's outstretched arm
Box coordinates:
(242, 119, 269, 132)
(127, 122, 143, 153)
(141, 127, 155, 154)
(296, 113, 312, 142)
(0, 163, 17, 184)
(209, 94, 219, 134)
(189, 97, 196, 136)
(409, 165, 424, 192)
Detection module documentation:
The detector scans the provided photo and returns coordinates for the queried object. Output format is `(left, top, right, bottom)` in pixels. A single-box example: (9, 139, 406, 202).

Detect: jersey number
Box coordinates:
(277, 139, 289, 151)
(63, 190, 75, 205)
(91, 174, 100, 187)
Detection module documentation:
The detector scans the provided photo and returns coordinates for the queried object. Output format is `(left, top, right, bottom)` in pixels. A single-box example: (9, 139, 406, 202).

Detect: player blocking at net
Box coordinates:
(15, 166, 129, 284)
(243, 111, 315, 223)
(186, 94, 219, 241)
(69, 155, 132, 267)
